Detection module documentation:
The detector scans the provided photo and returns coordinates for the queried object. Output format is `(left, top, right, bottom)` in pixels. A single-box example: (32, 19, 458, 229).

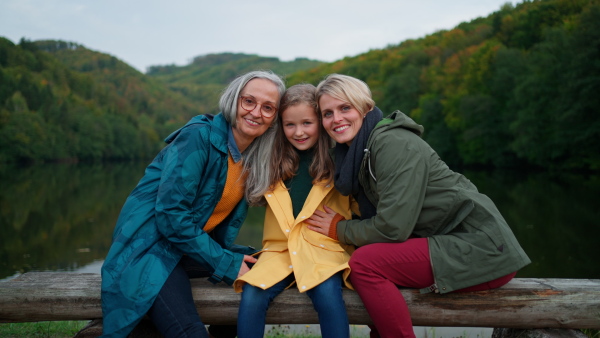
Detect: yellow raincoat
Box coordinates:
(234, 180, 355, 293)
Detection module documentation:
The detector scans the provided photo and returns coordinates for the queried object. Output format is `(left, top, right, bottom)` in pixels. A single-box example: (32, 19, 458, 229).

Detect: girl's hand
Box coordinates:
(237, 255, 258, 278)
(306, 205, 337, 236)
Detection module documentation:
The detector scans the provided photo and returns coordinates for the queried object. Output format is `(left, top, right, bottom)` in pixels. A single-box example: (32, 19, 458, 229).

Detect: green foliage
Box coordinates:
(0, 37, 198, 163)
(288, 0, 599, 171)
(147, 53, 324, 113)
(511, 2, 600, 170)
(411, 94, 459, 167)
(0, 40, 322, 164)
(1, 0, 599, 171)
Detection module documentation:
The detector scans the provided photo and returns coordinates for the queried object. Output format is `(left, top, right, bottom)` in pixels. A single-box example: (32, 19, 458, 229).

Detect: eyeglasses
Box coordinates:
(239, 96, 278, 118)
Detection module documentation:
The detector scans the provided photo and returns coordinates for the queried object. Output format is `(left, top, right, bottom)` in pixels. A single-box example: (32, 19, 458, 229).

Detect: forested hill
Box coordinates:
(288, 0, 600, 171)
(1, 0, 599, 171)
(0, 38, 198, 162)
(0, 41, 321, 163)
(147, 53, 323, 113)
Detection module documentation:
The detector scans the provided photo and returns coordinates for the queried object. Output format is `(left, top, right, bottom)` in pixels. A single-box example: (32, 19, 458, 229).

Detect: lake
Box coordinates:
(1, 162, 599, 281)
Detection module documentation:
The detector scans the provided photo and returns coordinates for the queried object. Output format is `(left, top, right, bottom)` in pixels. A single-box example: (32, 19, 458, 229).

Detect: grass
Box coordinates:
(0, 322, 369, 337)
(582, 329, 600, 338)
(1, 322, 597, 338)
(0, 321, 88, 338)
(265, 324, 320, 337)
(264, 324, 369, 337)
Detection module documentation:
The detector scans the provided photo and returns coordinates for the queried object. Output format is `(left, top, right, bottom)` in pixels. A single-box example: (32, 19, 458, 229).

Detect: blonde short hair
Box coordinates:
(316, 74, 375, 115)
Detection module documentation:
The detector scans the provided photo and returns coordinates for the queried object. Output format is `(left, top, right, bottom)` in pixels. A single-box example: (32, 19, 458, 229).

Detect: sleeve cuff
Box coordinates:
(328, 213, 345, 240)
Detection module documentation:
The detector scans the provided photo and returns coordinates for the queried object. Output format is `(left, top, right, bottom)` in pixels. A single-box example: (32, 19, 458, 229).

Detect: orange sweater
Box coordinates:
(203, 154, 246, 233)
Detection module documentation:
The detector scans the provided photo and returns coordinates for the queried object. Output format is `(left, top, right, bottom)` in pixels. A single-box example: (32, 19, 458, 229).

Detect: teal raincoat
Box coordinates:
(100, 113, 250, 337)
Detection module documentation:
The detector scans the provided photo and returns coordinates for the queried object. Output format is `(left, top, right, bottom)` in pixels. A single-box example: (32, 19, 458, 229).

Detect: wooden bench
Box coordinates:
(1, 272, 599, 336)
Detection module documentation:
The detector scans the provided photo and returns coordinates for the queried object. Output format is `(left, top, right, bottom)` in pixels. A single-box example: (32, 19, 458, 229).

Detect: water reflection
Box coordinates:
(0, 162, 143, 279)
(464, 170, 600, 279)
(0, 163, 598, 280)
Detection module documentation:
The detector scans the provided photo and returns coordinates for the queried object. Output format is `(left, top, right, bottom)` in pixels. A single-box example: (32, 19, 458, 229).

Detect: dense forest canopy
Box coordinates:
(147, 53, 323, 114)
(0, 41, 320, 163)
(0, 0, 598, 171)
(0, 38, 199, 162)
(287, 0, 600, 170)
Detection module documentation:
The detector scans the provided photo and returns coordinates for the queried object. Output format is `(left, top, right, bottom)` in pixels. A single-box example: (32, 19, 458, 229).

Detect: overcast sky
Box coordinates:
(1, 0, 515, 73)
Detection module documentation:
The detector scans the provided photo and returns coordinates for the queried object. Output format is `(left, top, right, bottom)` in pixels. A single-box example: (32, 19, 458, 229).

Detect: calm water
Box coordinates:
(1, 162, 599, 281)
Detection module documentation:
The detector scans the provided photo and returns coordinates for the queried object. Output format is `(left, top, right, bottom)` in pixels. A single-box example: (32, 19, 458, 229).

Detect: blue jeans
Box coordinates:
(147, 256, 237, 338)
(237, 272, 349, 338)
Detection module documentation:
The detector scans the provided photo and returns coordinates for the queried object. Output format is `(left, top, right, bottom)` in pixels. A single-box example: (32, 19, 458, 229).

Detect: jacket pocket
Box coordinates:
(437, 199, 474, 235)
(300, 226, 345, 252)
(461, 210, 506, 254)
(252, 242, 288, 256)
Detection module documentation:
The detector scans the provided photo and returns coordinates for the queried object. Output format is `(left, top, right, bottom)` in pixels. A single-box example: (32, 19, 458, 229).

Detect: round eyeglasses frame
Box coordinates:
(239, 96, 278, 118)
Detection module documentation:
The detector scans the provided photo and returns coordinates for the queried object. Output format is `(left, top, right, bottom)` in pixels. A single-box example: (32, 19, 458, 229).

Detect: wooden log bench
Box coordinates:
(1, 272, 599, 337)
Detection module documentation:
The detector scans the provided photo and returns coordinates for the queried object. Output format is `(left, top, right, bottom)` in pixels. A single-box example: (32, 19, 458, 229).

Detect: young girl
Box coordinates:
(234, 84, 355, 338)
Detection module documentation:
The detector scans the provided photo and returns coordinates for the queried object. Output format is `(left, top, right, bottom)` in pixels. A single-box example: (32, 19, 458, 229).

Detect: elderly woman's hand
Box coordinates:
(306, 205, 340, 238)
(237, 255, 258, 278)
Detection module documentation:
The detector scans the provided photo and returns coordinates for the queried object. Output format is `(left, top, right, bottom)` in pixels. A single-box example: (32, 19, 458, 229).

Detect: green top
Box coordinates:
(284, 149, 314, 218)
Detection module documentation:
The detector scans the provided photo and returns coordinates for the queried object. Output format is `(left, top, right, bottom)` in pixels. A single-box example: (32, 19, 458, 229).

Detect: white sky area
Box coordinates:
(0, 0, 515, 73)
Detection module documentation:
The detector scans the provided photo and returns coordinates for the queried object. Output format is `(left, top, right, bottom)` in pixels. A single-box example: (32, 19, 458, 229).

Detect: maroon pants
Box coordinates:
(348, 238, 516, 338)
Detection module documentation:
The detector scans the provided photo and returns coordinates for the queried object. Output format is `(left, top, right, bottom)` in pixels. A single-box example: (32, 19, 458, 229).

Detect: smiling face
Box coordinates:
(319, 94, 364, 146)
(281, 103, 320, 151)
(232, 78, 280, 152)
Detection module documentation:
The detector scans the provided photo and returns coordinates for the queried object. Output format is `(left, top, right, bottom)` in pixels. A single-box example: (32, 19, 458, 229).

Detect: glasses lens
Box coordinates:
(260, 105, 277, 117)
(240, 97, 256, 111)
(240, 96, 277, 117)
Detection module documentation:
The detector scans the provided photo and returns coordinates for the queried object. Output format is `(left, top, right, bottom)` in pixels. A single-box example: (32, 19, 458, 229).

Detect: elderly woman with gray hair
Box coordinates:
(100, 70, 285, 338)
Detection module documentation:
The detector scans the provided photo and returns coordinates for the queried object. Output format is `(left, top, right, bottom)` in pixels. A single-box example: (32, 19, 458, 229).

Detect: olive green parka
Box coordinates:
(336, 111, 530, 294)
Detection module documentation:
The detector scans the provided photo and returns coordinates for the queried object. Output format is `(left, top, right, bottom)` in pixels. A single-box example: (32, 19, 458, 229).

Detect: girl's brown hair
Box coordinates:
(268, 84, 334, 188)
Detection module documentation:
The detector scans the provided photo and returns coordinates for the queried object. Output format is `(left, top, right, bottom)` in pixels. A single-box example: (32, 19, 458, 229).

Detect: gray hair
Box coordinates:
(219, 70, 286, 205)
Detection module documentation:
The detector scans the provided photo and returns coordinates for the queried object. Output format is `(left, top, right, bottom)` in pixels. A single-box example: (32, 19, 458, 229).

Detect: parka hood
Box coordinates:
(374, 110, 424, 138)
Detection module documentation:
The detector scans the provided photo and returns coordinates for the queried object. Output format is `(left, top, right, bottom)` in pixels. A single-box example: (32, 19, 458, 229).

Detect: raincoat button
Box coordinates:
(267, 194, 272, 197)
(289, 265, 293, 268)
(286, 229, 290, 232)
(260, 284, 266, 287)
(301, 216, 306, 219)
(320, 244, 325, 247)
(302, 286, 306, 289)
(292, 251, 297, 255)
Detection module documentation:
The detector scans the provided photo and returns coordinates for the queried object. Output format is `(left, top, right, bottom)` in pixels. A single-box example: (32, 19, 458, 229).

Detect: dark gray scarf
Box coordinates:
(333, 107, 383, 220)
